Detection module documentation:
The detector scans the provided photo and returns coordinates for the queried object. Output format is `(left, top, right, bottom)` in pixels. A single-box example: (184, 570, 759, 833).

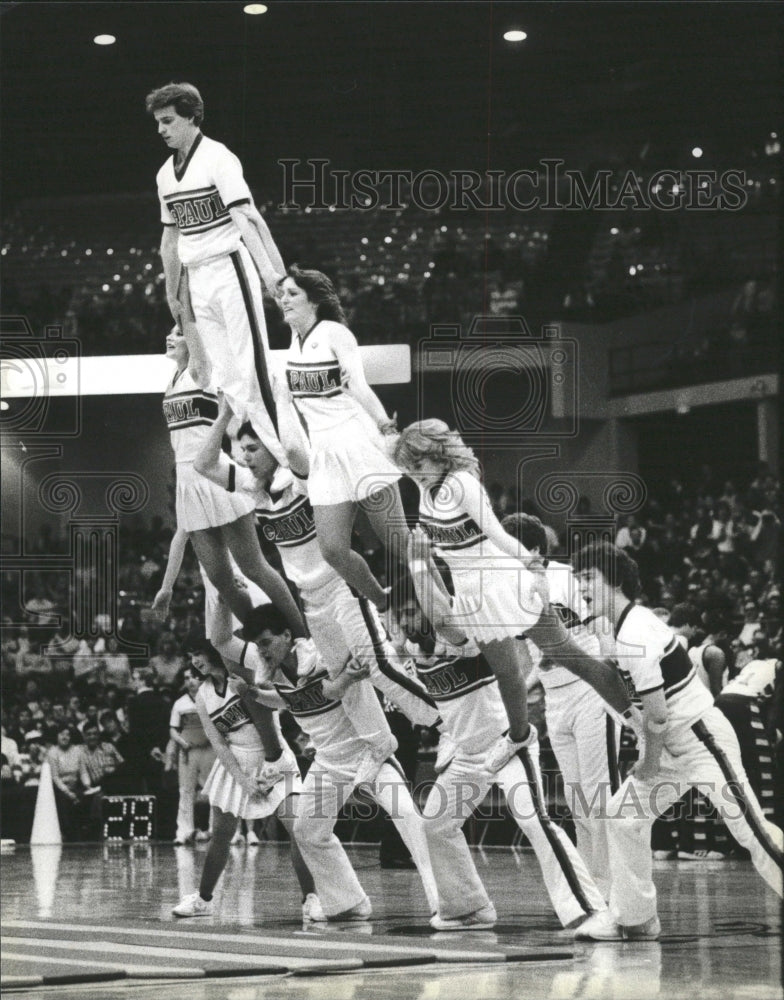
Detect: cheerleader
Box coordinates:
(161, 326, 305, 636)
(279, 266, 404, 610)
(394, 420, 633, 772)
(171, 627, 324, 922)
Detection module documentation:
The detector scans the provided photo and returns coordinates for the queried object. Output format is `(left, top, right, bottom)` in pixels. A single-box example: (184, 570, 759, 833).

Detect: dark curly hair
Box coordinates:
(145, 82, 204, 126)
(279, 265, 346, 324)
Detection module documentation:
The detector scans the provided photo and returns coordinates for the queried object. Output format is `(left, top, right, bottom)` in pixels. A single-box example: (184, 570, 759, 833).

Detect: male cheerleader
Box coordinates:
(402, 528, 607, 930)
(503, 514, 623, 898)
(193, 390, 443, 780)
(230, 603, 439, 920)
(573, 542, 783, 941)
(146, 81, 285, 461)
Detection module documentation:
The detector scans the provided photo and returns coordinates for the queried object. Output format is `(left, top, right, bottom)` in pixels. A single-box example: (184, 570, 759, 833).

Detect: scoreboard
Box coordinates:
(101, 796, 156, 841)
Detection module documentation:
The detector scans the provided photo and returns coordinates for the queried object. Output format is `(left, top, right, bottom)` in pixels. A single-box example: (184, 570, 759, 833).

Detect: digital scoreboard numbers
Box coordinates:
(102, 796, 156, 841)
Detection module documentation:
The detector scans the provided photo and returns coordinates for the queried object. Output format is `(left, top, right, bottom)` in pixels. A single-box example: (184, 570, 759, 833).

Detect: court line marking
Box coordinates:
(3, 937, 349, 970)
(1, 920, 500, 961)
(1, 952, 202, 977)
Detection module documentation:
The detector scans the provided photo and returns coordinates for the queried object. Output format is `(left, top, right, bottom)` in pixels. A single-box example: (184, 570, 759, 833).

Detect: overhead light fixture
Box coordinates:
(504, 30, 527, 42)
(93, 34, 116, 45)
(691, 147, 703, 158)
(244, 3, 268, 13)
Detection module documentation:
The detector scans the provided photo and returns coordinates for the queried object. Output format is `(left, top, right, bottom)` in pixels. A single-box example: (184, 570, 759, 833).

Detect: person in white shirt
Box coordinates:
(170, 666, 216, 845)
(573, 542, 782, 942)
(146, 81, 285, 463)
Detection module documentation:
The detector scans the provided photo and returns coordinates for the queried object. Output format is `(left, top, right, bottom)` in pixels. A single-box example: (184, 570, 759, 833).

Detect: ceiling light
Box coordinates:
(93, 34, 116, 45)
(504, 30, 527, 42)
(244, 4, 268, 13)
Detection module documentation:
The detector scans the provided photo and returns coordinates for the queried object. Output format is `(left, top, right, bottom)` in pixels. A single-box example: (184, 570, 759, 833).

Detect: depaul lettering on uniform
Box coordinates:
(163, 390, 219, 429)
(286, 363, 342, 397)
(257, 497, 316, 547)
(164, 186, 230, 233)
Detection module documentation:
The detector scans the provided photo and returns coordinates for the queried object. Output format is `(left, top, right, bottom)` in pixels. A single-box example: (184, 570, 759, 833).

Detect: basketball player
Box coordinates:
(193, 390, 442, 778)
(146, 81, 285, 462)
(502, 513, 622, 898)
(573, 542, 783, 942)
(170, 665, 216, 845)
(279, 266, 404, 610)
(231, 603, 439, 920)
(159, 325, 305, 634)
(401, 528, 607, 930)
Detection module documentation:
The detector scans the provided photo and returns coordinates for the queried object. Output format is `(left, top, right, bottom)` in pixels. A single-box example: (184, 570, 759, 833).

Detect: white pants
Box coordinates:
(606, 706, 783, 926)
(545, 680, 621, 898)
(422, 739, 606, 925)
(293, 759, 438, 917)
(304, 579, 440, 732)
(187, 244, 284, 464)
(176, 745, 216, 841)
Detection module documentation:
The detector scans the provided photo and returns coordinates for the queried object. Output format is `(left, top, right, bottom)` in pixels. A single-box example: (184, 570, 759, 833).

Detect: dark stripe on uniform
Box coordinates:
(230, 250, 279, 435)
(606, 715, 620, 794)
(692, 718, 783, 871)
(517, 748, 593, 915)
(228, 464, 236, 493)
(356, 596, 437, 709)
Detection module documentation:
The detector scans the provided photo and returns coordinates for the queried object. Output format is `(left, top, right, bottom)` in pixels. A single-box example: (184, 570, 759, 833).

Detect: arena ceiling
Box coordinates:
(1, 2, 781, 205)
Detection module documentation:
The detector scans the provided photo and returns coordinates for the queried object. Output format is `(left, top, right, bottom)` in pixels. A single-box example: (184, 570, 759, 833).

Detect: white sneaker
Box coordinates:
(194, 830, 211, 843)
(652, 849, 676, 860)
(575, 909, 661, 941)
(677, 849, 726, 861)
(302, 893, 327, 922)
(328, 896, 372, 922)
(434, 732, 458, 775)
(172, 892, 212, 918)
(230, 831, 246, 846)
(246, 829, 261, 847)
(430, 902, 497, 931)
(483, 726, 537, 773)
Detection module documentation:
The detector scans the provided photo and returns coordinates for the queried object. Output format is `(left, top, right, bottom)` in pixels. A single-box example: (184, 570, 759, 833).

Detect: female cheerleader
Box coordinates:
(394, 419, 633, 772)
(171, 627, 323, 921)
(279, 266, 404, 610)
(160, 325, 305, 636)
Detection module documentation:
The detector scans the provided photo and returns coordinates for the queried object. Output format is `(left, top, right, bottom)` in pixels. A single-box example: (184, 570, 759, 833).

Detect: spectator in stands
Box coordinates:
(149, 633, 186, 690)
(47, 725, 83, 841)
(615, 514, 646, 549)
(78, 723, 125, 837)
(739, 601, 763, 646)
(1, 724, 20, 769)
(100, 635, 132, 691)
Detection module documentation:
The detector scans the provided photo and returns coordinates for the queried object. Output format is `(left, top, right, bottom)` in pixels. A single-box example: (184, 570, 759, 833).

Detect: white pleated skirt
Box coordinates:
(202, 743, 302, 819)
(449, 561, 544, 643)
(306, 416, 401, 506)
(175, 462, 255, 532)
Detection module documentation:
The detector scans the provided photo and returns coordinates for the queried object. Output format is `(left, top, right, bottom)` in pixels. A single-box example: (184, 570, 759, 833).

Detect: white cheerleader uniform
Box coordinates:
(255, 643, 438, 918)
(164, 366, 254, 532)
(225, 461, 439, 728)
(199, 674, 300, 819)
(418, 470, 543, 643)
(410, 634, 606, 926)
(285, 319, 400, 505)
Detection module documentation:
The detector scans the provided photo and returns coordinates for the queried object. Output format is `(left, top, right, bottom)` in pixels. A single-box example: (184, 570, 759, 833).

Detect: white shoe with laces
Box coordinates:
(328, 896, 372, 922)
(430, 902, 497, 931)
(302, 893, 327, 922)
(575, 909, 661, 941)
(172, 892, 212, 918)
(483, 726, 537, 773)
(246, 829, 261, 847)
(230, 831, 246, 846)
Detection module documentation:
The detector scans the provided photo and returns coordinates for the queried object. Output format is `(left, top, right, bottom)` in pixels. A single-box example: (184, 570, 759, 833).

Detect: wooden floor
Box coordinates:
(1, 841, 781, 999)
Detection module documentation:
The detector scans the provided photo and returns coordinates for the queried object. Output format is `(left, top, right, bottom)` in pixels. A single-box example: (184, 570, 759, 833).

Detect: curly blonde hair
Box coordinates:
(395, 419, 480, 478)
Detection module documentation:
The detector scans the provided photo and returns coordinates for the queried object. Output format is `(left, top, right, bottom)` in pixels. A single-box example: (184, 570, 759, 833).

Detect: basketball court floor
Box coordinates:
(1, 842, 781, 999)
